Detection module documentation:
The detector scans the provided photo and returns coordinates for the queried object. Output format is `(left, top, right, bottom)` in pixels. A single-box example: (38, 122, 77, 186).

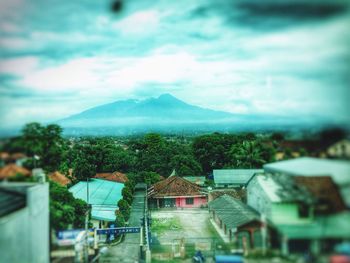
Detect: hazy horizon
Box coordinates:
(0, 0, 349, 130)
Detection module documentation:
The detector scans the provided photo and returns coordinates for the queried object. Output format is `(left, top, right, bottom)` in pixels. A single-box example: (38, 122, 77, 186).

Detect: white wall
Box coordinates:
(247, 176, 272, 218)
(0, 183, 49, 263)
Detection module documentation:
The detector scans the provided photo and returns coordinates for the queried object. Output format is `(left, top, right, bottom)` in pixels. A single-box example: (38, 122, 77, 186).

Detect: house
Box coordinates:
(0, 152, 28, 167)
(247, 173, 315, 226)
(247, 173, 350, 255)
(263, 157, 350, 207)
(0, 182, 49, 263)
(0, 164, 31, 180)
(95, 171, 128, 184)
(148, 175, 207, 209)
(208, 194, 266, 250)
(327, 139, 350, 159)
(182, 176, 206, 186)
(49, 171, 71, 187)
(213, 169, 263, 188)
(69, 178, 124, 228)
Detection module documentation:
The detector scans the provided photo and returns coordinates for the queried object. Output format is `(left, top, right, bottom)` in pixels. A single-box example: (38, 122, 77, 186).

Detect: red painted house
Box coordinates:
(148, 175, 207, 208)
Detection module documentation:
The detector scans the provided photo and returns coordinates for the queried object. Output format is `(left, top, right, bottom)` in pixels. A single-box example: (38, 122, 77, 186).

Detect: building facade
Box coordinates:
(0, 182, 49, 263)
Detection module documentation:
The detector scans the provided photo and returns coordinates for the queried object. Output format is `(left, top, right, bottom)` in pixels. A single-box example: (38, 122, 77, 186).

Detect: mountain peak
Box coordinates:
(157, 93, 178, 101)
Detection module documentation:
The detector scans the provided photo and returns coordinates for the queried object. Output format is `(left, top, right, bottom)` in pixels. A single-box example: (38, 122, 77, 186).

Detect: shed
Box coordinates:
(208, 194, 264, 248)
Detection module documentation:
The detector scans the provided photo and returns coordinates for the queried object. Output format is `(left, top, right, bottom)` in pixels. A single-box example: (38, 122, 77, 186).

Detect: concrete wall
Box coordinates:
(175, 196, 207, 208)
(247, 176, 272, 218)
(0, 183, 49, 263)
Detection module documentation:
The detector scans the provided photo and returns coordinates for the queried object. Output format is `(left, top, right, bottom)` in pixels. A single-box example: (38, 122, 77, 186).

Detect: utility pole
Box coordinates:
(84, 176, 90, 263)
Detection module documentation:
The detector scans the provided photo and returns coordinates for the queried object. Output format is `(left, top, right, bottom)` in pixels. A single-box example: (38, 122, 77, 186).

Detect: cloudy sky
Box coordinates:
(0, 0, 349, 130)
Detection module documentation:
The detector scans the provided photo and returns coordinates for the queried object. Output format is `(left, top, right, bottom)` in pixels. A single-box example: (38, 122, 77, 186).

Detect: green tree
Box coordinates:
(73, 157, 97, 182)
(169, 154, 202, 176)
(115, 210, 125, 227)
(122, 187, 133, 205)
(21, 122, 45, 156)
(192, 133, 237, 173)
(229, 140, 275, 168)
(139, 171, 161, 185)
(41, 124, 64, 171)
(117, 199, 130, 221)
(49, 182, 90, 230)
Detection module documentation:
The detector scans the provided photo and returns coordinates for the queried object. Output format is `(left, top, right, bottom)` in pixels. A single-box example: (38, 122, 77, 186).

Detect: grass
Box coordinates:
(151, 217, 182, 234)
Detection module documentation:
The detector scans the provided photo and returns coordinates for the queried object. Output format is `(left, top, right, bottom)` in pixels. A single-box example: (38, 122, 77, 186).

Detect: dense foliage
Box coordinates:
(1, 122, 345, 233)
(49, 181, 90, 230)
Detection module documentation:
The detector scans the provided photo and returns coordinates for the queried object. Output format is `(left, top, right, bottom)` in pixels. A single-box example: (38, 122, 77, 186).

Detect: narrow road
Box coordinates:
(100, 189, 145, 263)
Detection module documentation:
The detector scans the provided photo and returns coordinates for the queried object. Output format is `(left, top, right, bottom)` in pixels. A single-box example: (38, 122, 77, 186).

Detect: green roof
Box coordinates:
(208, 194, 260, 229)
(69, 179, 124, 221)
(277, 212, 350, 239)
(213, 169, 263, 185)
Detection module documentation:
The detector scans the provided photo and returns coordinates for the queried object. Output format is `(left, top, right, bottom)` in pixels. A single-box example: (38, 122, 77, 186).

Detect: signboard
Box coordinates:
(96, 227, 141, 235)
(57, 229, 85, 240)
(56, 229, 94, 246)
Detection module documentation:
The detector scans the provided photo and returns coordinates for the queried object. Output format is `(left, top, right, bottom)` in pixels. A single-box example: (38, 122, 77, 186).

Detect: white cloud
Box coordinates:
(113, 10, 160, 35)
(0, 56, 39, 75)
(0, 22, 20, 33)
(0, 37, 29, 49)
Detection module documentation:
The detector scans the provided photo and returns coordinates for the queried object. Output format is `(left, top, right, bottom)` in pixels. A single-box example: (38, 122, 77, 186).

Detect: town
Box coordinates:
(0, 123, 349, 263)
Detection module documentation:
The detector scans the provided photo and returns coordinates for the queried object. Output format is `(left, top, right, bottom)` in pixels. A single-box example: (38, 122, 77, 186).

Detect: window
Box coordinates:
(186, 197, 194, 205)
(298, 204, 309, 218)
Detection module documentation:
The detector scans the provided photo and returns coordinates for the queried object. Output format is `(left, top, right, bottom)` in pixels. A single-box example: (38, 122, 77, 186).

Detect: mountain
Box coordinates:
(59, 94, 235, 126)
(57, 94, 335, 136)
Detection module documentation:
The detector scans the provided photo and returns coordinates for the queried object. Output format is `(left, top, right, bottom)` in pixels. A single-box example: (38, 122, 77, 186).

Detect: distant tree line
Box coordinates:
(4, 123, 345, 180)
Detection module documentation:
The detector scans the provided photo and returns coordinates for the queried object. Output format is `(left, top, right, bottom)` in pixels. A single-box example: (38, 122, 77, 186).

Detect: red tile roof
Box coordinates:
(94, 171, 128, 183)
(0, 152, 10, 160)
(148, 175, 206, 198)
(0, 164, 31, 179)
(49, 171, 71, 186)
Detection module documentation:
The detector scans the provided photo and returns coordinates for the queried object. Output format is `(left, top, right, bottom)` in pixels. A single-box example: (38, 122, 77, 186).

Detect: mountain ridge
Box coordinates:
(60, 94, 235, 124)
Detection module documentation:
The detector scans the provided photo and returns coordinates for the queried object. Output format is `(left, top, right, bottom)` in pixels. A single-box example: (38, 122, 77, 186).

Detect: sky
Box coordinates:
(0, 0, 349, 130)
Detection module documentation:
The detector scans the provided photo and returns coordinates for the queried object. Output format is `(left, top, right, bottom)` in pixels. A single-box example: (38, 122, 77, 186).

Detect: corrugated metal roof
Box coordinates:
(264, 157, 350, 185)
(208, 194, 260, 229)
(213, 169, 263, 185)
(69, 179, 124, 221)
(254, 173, 315, 204)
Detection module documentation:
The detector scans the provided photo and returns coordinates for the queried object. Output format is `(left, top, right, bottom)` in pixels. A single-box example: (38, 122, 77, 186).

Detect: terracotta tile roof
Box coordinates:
(0, 152, 10, 160)
(49, 171, 71, 186)
(148, 175, 206, 198)
(94, 171, 128, 184)
(0, 152, 27, 161)
(10, 153, 27, 160)
(0, 164, 31, 179)
(294, 176, 346, 214)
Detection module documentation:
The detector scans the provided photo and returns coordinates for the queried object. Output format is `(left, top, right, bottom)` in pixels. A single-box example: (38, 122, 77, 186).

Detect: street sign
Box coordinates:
(96, 227, 141, 235)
